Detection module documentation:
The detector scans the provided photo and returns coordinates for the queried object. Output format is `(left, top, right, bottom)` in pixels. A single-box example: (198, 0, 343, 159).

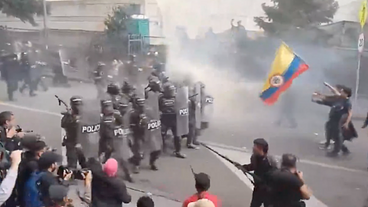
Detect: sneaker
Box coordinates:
(187, 144, 200, 150)
(174, 152, 186, 159)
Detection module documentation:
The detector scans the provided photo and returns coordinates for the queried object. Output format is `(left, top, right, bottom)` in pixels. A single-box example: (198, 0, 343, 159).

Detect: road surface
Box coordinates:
(0, 81, 367, 207)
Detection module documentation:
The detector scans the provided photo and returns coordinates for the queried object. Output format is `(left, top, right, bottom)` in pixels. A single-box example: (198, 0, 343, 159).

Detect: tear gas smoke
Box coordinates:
(155, 0, 344, 130)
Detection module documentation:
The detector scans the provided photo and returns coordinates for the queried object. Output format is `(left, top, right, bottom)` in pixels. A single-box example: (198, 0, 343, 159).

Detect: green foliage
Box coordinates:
(0, 0, 50, 26)
(104, 6, 133, 55)
(254, 0, 339, 35)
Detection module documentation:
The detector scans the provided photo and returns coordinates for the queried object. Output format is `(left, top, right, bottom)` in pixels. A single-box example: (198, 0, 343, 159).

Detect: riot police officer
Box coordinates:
(130, 98, 161, 172)
(61, 96, 86, 169)
(145, 77, 162, 96)
(187, 92, 200, 149)
(107, 83, 121, 109)
(2, 53, 20, 101)
(126, 54, 138, 77)
(93, 62, 106, 99)
(122, 81, 136, 103)
(19, 52, 37, 97)
(100, 99, 134, 182)
(159, 84, 186, 158)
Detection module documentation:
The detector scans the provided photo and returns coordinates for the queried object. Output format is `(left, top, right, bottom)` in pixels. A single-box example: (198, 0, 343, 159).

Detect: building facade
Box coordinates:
(0, 0, 163, 40)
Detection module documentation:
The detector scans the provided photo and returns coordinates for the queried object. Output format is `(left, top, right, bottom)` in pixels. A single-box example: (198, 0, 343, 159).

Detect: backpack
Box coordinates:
(24, 171, 46, 207)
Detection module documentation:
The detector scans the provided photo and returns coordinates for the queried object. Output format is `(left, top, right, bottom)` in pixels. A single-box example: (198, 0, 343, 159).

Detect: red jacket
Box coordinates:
(182, 191, 220, 207)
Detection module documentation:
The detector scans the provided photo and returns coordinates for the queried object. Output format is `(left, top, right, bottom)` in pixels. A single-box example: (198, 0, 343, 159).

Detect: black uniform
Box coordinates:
(61, 96, 86, 168)
(187, 96, 199, 147)
(100, 108, 133, 182)
(19, 52, 36, 96)
(159, 85, 186, 158)
(315, 96, 356, 155)
(242, 154, 278, 207)
(107, 83, 122, 110)
(2, 54, 20, 101)
(94, 62, 106, 99)
(129, 99, 147, 171)
(130, 98, 161, 172)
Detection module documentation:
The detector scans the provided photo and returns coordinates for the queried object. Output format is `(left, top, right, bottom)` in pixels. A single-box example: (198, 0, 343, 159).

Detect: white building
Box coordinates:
(0, 0, 163, 38)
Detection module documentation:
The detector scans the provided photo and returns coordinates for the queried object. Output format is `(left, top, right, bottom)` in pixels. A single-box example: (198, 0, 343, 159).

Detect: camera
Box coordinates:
(57, 166, 89, 180)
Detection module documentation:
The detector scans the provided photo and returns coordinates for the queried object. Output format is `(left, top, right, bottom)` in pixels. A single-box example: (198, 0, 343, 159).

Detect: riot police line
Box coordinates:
(59, 62, 214, 183)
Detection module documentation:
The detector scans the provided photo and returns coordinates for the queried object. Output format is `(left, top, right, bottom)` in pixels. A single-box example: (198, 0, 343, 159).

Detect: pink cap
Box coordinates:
(103, 158, 118, 177)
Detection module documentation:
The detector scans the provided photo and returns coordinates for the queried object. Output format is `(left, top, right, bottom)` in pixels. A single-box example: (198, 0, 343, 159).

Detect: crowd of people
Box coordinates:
(0, 37, 359, 207)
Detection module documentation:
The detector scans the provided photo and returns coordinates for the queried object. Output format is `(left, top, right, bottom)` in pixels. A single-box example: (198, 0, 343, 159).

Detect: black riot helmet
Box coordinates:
(100, 99, 114, 115)
(121, 81, 132, 94)
(96, 62, 105, 71)
(70, 96, 83, 115)
(107, 83, 120, 95)
(163, 84, 176, 97)
(148, 77, 162, 92)
(135, 98, 145, 111)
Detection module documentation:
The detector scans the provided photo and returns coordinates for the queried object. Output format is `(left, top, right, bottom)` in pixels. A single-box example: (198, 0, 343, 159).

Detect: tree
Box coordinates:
(254, 0, 339, 35)
(0, 0, 50, 26)
(104, 6, 133, 55)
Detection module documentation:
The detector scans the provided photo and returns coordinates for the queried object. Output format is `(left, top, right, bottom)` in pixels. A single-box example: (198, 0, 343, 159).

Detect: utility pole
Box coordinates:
(42, 0, 48, 44)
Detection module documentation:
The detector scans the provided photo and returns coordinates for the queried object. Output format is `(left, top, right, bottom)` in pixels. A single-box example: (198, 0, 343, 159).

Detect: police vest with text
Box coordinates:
(81, 124, 100, 134)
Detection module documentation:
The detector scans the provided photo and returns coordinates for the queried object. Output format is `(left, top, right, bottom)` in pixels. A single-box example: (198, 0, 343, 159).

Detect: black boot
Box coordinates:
(133, 166, 140, 174)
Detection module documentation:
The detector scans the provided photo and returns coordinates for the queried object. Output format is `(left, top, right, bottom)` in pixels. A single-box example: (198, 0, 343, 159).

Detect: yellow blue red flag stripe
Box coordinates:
(260, 43, 309, 105)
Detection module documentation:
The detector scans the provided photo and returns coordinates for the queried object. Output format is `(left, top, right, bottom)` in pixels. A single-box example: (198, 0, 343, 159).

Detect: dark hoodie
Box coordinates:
(88, 159, 131, 207)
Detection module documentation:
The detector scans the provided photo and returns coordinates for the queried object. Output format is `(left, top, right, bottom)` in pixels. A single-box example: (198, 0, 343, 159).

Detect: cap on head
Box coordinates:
(103, 158, 118, 177)
(49, 185, 68, 202)
(38, 151, 62, 170)
(190, 199, 215, 207)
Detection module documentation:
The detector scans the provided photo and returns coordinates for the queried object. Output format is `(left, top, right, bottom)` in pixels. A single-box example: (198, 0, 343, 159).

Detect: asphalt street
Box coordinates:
(0, 80, 368, 207)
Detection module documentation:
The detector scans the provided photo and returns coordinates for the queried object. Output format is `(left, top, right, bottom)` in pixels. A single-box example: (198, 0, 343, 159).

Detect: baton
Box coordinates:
(200, 142, 256, 185)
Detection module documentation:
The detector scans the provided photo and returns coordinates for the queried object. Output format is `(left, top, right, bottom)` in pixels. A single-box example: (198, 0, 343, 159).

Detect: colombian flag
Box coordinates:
(260, 42, 309, 105)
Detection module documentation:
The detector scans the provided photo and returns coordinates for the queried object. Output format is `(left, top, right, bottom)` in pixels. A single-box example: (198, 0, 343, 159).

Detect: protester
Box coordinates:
(17, 138, 47, 207)
(0, 111, 25, 143)
(137, 196, 155, 207)
(234, 138, 278, 207)
(37, 151, 72, 206)
(0, 150, 22, 206)
(48, 185, 73, 207)
(88, 158, 131, 207)
(269, 154, 312, 207)
(190, 199, 215, 207)
(182, 172, 219, 207)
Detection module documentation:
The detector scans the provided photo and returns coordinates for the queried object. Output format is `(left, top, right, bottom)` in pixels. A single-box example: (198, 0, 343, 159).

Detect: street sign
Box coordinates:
(358, 33, 365, 53)
(360, 0, 368, 28)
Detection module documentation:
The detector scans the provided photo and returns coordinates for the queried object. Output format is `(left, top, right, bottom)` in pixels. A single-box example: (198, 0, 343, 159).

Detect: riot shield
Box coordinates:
(132, 69, 146, 100)
(58, 49, 89, 82)
(193, 83, 202, 130)
(78, 101, 101, 159)
(144, 91, 162, 152)
(112, 109, 133, 161)
(175, 86, 189, 136)
(201, 94, 214, 123)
